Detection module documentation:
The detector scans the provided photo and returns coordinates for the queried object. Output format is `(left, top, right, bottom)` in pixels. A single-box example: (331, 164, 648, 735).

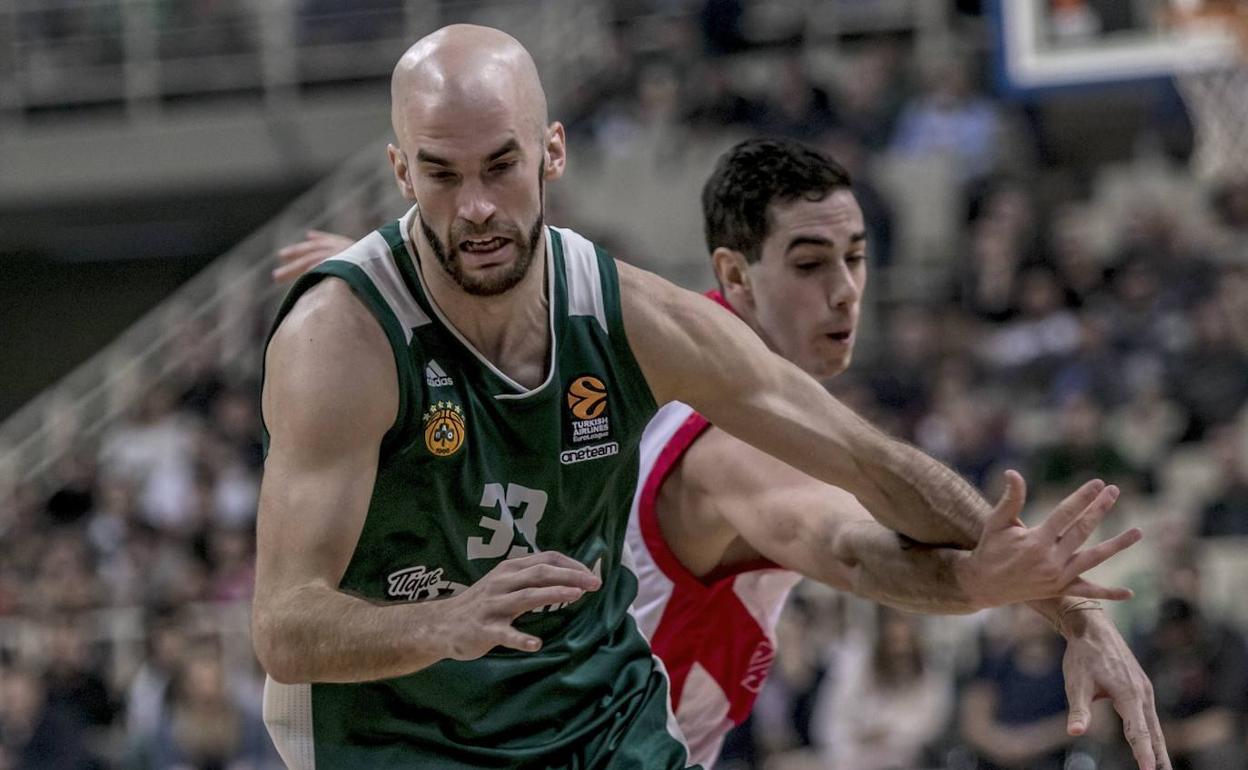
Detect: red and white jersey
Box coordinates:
(627, 391, 802, 767)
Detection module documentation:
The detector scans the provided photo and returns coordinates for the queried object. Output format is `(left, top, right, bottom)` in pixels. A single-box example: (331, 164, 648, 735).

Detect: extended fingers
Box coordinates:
(1057, 484, 1121, 554)
(502, 585, 589, 617)
(1066, 669, 1094, 735)
(272, 253, 330, 284)
(1065, 527, 1143, 577)
(1116, 701, 1158, 770)
(986, 470, 1028, 530)
(1141, 683, 1172, 770)
(496, 628, 543, 653)
(1040, 478, 1106, 540)
(1062, 577, 1133, 601)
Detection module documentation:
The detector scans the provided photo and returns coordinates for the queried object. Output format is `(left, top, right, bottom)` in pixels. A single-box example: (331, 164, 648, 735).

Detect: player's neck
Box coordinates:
(413, 228, 551, 388)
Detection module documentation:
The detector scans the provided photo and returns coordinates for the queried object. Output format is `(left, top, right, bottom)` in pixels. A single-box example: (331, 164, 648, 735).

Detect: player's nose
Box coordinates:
(826, 264, 861, 308)
(456, 178, 497, 225)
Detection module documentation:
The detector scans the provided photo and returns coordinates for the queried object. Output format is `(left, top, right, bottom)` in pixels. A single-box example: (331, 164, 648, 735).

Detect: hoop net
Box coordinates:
(1168, 1, 1248, 182)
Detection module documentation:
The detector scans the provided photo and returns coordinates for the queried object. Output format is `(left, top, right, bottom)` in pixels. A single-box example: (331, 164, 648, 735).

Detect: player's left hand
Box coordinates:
(1062, 608, 1171, 770)
(957, 471, 1141, 606)
(273, 230, 354, 284)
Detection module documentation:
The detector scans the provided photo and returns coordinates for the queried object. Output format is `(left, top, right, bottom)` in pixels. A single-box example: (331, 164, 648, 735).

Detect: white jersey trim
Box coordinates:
(325, 229, 431, 343)
(551, 225, 608, 335)
(263, 677, 315, 770)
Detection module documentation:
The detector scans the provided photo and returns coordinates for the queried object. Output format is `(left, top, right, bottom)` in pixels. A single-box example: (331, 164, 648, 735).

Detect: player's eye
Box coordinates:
(489, 160, 517, 175)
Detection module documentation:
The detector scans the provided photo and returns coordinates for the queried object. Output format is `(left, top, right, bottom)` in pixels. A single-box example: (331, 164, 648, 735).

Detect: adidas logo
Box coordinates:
(425, 360, 454, 388)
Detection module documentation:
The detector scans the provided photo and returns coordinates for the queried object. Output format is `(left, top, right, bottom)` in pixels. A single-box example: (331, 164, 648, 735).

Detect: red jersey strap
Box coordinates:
(705, 289, 734, 313)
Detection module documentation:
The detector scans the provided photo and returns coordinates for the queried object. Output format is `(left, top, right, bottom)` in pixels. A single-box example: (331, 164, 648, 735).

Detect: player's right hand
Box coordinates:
(440, 551, 602, 660)
(957, 470, 1142, 607)
(273, 230, 355, 284)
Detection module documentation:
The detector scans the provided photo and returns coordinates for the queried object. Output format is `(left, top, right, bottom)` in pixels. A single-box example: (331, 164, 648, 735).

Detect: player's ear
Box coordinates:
(387, 143, 416, 201)
(543, 122, 566, 181)
(712, 247, 753, 307)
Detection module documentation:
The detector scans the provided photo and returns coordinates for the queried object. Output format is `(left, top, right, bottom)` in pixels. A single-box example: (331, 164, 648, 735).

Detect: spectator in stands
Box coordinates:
(98, 385, 198, 534)
(1215, 266, 1248, 351)
(833, 43, 907, 152)
(41, 616, 118, 731)
(915, 391, 1014, 490)
(1033, 392, 1137, 497)
(1047, 203, 1111, 311)
(960, 606, 1075, 770)
(173, 321, 227, 419)
(1209, 177, 1248, 262)
(32, 530, 103, 613)
(699, 0, 748, 56)
(683, 62, 767, 133)
(757, 54, 839, 142)
(125, 608, 190, 747)
(1106, 367, 1187, 481)
(1198, 425, 1248, 537)
(890, 53, 1000, 187)
(45, 450, 97, 528)
(140, 640, 277, 770)
(979, 265, 1082, 388)
(205, 527, 256, 602)
(958, 218, 1026, 322)
(0, 662, 99, 770)
(813, 608, 952, 770)
(1168, 296, 1248, 441)
(1138, 596, 1247, 770)
(864, 305, 939, 434)
(1051, 311, 1130, 410)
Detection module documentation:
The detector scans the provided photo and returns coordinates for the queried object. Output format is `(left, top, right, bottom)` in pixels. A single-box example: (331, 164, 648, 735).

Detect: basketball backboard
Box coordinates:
(990, 0, 1241, 95)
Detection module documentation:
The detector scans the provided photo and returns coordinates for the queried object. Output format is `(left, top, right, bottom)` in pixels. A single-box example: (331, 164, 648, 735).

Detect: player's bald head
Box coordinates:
(390, 24, 549, 148)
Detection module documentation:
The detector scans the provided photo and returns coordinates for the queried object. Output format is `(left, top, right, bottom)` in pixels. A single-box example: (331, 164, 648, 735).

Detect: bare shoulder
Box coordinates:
(264, 278, 398, 449)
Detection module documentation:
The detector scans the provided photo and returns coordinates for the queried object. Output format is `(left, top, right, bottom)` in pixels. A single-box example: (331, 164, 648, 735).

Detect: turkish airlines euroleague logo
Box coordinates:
(567, 375, 608, 420)
(562, 375, 617, 464)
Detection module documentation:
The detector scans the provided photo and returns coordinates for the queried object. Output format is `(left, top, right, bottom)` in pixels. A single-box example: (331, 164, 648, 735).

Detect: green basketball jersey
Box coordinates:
(261, 206, 693, 769)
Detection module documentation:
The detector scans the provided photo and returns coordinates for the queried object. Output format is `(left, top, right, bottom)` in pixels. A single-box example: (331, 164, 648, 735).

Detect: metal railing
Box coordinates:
(0, 139, 398, 497)
(0, 0, 610, 120)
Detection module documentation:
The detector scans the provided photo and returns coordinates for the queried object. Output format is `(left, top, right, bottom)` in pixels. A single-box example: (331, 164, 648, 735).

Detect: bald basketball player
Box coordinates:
(255, 26, 1169, 770)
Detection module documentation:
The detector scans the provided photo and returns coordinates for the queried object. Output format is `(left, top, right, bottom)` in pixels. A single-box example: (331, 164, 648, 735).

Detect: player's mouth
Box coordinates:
(460, 236, 511, 255)
(826, 329, 853, 343)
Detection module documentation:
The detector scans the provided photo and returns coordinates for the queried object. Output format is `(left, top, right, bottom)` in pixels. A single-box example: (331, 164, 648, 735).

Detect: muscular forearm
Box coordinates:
(832, 520, 979, 614)
(848, 433, 990, 548)
(254, 583, 450, 684)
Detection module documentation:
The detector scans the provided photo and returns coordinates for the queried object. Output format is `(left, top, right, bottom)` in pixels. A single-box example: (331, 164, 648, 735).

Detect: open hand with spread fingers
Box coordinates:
(438, 551, 602, 661)
(273, 230, 355, 284)
(956, 470, 1142, 607)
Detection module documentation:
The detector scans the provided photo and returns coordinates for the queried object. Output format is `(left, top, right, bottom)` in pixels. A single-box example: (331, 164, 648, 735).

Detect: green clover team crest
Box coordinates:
(423, 401, 466, 457)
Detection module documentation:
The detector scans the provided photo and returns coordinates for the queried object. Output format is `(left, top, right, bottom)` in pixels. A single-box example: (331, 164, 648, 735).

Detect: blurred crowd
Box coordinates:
(4, 1, 1248, 769)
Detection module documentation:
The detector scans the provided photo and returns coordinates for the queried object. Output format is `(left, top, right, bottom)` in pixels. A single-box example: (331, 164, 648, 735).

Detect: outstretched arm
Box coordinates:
(692, 426, 1137, 614)
(619, 262, 1170, 770)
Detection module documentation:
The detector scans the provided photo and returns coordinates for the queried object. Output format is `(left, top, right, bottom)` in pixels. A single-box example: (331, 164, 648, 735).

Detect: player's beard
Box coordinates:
(421, 173, 545, 297)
